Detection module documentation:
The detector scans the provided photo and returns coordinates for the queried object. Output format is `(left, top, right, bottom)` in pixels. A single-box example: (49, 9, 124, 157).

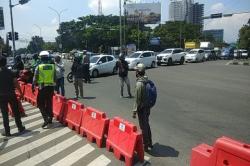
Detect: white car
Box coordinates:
(125, 51, 156, 70)
(89, 55, 117, 78)
(157, 48, 185, 66)
(185, 49, 205, 62)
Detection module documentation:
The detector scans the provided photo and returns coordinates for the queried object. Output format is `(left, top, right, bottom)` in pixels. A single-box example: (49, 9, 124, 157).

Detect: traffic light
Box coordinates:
(15, 32, 19, 40)
(8, 32, 12, 40)
(19, 0, 30, 5)
(211, 13, 222, 19)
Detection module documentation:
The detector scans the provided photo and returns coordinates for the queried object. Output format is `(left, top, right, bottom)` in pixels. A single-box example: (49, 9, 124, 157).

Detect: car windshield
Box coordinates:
(189, 50, 198, 54)
(161, 50, 173, 54)
(90, 56, 100, 63)
(205, 50, 211, 53)
(129, 53, 141, 58)
(242, 51, 247, 53)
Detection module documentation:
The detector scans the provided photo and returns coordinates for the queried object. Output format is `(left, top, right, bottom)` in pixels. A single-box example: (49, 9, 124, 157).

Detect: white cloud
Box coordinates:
(15, 4, 31, 11)
(210, 2, 225, 13)
(204, 13, 250, 43)
(88, 0, 120, 15)
(51, 17, 58, 25)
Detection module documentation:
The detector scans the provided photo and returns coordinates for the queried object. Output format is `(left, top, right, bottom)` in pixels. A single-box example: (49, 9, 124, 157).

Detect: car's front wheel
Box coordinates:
(180, 57, 184, 65)
(92, 69, 99, 78)
(168, 58, 172, 66)
(151, 61, 156, 68)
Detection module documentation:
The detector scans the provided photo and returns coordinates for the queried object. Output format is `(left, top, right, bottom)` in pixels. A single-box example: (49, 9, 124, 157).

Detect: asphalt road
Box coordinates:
(63, 60, 250, 166)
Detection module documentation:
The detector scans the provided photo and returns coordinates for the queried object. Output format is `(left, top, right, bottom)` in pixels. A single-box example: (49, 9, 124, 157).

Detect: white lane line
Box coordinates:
(0, 119, 44, 140)
(52, 144, 95, 166)
(0, 123, 61, 148)
(0, 111, 41, 130)
(87, 155, 111, 166)
(0, 127, 71, 164)
(16, 135, 83, 166)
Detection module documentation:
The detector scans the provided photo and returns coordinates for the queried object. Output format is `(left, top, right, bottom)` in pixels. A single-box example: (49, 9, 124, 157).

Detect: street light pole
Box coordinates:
(119, 0, 122, 53)
(9, 0, 16, 56)
(34, 24, 42, 37)
(49, 7, 67, 52)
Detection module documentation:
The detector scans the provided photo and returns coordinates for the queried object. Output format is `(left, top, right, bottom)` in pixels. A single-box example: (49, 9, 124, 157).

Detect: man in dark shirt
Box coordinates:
(0, 55, 25, 137)
(115, 53, 132, 98)
(71, 56, 84, 99)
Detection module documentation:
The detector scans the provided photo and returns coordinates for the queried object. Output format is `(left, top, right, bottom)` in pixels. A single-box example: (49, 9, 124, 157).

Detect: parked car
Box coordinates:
(185, 49, 205, 62)
(89, 55, 117, 78)
(156, 48, 185, 66)
(204, 50, 217, 60)
(220, 47, 234, 60)
(125, 51, 156, 70)
(234, 49, 248, 59)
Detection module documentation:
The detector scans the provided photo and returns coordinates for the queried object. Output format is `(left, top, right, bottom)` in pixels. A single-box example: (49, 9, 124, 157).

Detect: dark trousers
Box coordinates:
(0, 94, 23, 134)
(137, 107, 152, 147)
(55, 77, 65, 96)
(37, 86, 54, 123)
(84, 64, 91, 82)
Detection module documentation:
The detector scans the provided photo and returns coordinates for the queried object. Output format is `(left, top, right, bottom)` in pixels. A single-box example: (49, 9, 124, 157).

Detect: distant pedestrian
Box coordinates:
(115, 53, 132, 98)
(32, 51, 56, 128)
(0, 55, 26, 137)
(54, 55, 65, 96)
(132, 63, 153, 152)
(83, 51, 91, 83)
(71, 56, 84, 99)
(13, 55, 24, 72)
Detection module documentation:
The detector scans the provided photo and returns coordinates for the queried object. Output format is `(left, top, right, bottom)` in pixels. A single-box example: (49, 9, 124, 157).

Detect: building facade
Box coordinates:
(203, 29, 224, 42)
(169, 0, 204, 26)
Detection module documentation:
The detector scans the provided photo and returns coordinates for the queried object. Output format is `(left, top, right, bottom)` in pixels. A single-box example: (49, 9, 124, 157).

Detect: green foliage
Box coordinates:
(43, 42, 57, 52)
(238, 24, 250, 50)
(27, 36, 45, 53)
(16, 48, 27, 55)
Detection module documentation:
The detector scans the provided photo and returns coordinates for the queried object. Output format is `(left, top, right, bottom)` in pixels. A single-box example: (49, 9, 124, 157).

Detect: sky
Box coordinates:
(0, 0, 250, 48)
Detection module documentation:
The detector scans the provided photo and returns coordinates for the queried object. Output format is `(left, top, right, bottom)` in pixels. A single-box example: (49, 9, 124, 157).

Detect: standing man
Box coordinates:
(132, 63, 153, 151)
(83, 51, 91, 83)
(115, 53, 132, 98)
(32, 51, 56, 128)
(71, 56, 84, 99)
(55, 55, 65, 96)
(0, 55, 25, 136)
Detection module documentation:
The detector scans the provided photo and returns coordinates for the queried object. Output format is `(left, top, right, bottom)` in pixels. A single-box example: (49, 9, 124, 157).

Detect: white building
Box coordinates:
(169, 0, 194, 23)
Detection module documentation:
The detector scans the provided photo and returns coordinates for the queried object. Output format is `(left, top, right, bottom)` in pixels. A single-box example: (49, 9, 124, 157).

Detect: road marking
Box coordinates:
(0, 123, 61, 148)
(16, 135, 82, 166)
(52, 144, 95, 166)
(0, 119, 44, 140)
(87, 155, 111, 166)
(0, 111, 41, 130)
(0, 127, 70, 164)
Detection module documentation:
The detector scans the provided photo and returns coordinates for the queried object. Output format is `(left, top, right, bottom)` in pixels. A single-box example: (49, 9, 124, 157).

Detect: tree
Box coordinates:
(27, 36, 45, 53)
(43, 42, 57, 52)
(16, 48, 28, 55)
(238, 24, 250, 50)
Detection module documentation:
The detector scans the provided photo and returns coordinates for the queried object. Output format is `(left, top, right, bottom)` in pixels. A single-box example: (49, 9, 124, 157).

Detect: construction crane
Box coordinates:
(98, 0, 103, 15)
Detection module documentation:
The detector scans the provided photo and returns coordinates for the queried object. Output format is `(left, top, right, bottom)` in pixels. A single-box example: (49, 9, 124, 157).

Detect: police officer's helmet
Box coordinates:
(39, 51, 50, 58)
(135, 63, 145, 72)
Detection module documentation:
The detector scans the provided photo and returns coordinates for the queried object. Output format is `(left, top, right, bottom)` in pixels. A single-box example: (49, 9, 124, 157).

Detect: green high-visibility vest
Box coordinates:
(38, 64, 55, 85)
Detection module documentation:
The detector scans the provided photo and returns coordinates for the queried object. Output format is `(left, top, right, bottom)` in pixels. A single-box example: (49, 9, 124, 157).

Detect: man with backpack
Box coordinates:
(115, 53, 132, 98)
(132, 63, 157, 152)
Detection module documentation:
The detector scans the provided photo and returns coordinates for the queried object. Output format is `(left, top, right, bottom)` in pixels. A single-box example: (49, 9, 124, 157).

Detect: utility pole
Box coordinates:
(9, 0, 16, 56)
(119, 0, 122, 53)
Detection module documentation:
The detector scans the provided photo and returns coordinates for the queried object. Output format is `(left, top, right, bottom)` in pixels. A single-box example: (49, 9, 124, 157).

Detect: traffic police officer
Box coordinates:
(32, 51, 56, 128)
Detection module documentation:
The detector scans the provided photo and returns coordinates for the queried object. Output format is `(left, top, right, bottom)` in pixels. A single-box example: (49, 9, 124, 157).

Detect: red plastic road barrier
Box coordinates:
(190, 137, 250, 166)
(80, 107, 109, 148)
(63, 100, 84, 134)
(8, 97, 26, 117)
(53, 94, 66, 122)
(15, 81, 26, 97)
(106, 117, 144, 166)
(24, 84, 38, 105)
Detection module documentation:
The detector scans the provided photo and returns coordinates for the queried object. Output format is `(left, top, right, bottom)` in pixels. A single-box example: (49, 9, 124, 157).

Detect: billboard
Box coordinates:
(125, 3, 161, 24)
(0, 7, 4, 30)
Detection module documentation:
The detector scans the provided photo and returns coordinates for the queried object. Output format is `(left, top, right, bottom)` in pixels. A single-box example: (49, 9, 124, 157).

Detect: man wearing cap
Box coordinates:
(32, 51, 56, 128)
(132, 63, 153, 152)
(0, 55, 26, 136)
